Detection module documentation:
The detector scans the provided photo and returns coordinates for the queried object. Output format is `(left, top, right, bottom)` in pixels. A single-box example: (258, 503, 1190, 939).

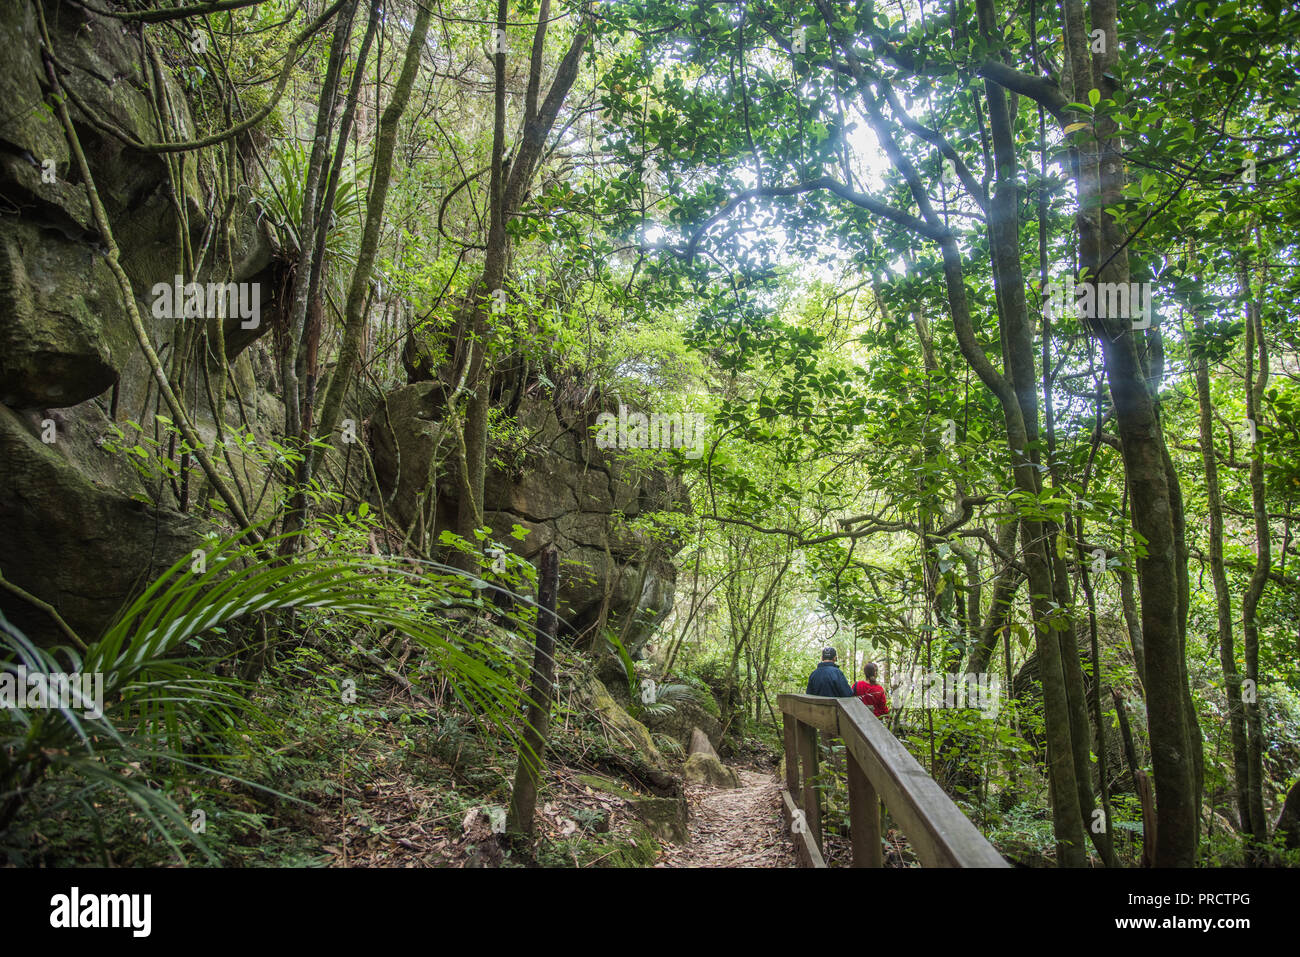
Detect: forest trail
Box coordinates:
(657, 769, 797, 867)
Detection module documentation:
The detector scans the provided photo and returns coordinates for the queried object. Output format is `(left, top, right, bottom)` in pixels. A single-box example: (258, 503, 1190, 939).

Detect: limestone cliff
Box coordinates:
(0, 1, 682, 656)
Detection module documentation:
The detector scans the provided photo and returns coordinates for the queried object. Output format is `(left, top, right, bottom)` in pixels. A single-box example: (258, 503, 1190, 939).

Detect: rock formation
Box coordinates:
(0, 1, 281, 641)
(0, 2, 683, 658)
(370, 382, 684, 654)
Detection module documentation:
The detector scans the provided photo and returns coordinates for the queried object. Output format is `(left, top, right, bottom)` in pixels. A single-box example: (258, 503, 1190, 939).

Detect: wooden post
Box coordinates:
(506, 545, 559, 842)
(795, 719, 822, 853)
(782, 713, 800, 796)
(847, 749, 883, 867)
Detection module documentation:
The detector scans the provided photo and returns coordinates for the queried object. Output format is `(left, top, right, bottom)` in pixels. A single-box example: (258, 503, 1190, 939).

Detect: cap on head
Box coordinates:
(821, 647, 837, 661)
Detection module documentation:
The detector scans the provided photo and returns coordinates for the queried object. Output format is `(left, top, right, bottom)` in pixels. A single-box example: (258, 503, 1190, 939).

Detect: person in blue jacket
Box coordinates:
(806, 647, 854, 697)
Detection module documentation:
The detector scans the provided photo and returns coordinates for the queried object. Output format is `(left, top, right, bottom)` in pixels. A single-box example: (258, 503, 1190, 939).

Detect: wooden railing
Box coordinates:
(779, 693, 1008, 868)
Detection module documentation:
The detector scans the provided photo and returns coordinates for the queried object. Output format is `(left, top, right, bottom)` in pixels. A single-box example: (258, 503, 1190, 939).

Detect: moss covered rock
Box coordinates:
(594, 821, 660, 867)
(0, 403, 202, 642)
(0, 222, 129, 408)
(683, 752, 741, 789)
(371, 386, 684, 653)
(576, 674, 668, 769)
(631, 795, 689, 844)
(643, 686, 724, 754)
(575, 773, 688, 845)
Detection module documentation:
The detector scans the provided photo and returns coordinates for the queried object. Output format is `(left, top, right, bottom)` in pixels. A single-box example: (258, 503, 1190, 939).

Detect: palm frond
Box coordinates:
(2, 530, 536, 861)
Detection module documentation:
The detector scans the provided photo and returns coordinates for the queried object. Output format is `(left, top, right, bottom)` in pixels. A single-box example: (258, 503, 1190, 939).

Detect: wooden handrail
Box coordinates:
(778, 693, 1008, 868)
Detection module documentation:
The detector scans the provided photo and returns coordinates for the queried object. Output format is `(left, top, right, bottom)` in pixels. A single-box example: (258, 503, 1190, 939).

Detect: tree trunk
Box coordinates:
(506, 545, 560, 842)
(454, 9, 591, 556)
(977, 0, 1104, 863)
(1064, 0, 1201, 865)
(315, 1, 433, 447)
(281, 0, 357, 445)
(1240, 255, 1270, 849)
(1192, 298, 1251, 834)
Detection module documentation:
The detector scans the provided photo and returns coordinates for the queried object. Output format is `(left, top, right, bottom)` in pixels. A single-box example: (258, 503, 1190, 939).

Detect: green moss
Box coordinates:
(577, 674, 667, 768)
(575, 773, 636, 800)
(677, 671, 722, 717)
(594, 822, 660, 867)
(696, 686, 721, 718)
(632, 795, 689, 843)
(683, 751, 740, 788)
(533, 821, 659, 868)
(574, 773, 687, 844)
(236, 86, 287, 138)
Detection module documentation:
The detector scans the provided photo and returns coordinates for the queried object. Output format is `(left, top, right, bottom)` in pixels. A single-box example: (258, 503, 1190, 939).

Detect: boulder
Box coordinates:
(683, 752, 741, 789)
(643, 687, 724, 754)
(576, 674, 667, 770)
(631, 795, 690, 843)
(688, 727, 720, 760)
(575, 774, 688, 844)
(0, 403, 202, 643)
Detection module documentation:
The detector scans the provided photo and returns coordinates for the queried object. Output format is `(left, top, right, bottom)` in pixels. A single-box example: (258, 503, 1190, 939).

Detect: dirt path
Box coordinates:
(657, 768, 797, 868)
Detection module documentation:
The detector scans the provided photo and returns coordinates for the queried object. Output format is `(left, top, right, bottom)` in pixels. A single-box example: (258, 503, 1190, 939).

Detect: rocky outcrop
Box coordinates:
(0, 1, 280, 642)
(371, 383, 685, 654)
(0, 2, 681, 663)
(576, 674, 668, 770)
(1, 0, 159, 409)
(0, 1, 278, 412)
(0, 221, 131, 409)
(0, 403, 202, 641)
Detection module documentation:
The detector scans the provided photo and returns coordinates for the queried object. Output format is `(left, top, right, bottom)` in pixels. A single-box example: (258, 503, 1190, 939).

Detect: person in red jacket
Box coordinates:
(854, 662, 889, 718)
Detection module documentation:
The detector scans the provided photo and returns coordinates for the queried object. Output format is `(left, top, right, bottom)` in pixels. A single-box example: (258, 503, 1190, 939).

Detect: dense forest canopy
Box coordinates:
(1, 0, 1298, 873)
